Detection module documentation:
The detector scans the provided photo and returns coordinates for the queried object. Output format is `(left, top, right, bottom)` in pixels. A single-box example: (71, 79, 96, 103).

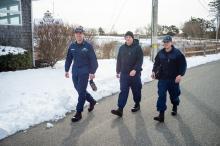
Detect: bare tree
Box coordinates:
(98, 27, 105, 35)
(101, 41, 117, 59)
(135, 27, 145, 35)
(84, 28, 96, 45)
(34, 22, 73, 67)
(182, 17, 215, 38)
(144, 24, 151, 37)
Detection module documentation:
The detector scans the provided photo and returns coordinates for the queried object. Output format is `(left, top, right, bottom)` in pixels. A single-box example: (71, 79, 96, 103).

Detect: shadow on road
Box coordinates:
(111, 117, 135, 146)
(182, 87, 220, 128)
(110, 111, 153, 146)
(155, 122, 180, 145)
(174, 115, 201, 146)
(134, 111, 152, 146)
(62, 112, 95, 146)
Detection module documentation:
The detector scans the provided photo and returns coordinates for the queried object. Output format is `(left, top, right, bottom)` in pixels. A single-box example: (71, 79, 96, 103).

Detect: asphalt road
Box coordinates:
(1, 60, 220, 146)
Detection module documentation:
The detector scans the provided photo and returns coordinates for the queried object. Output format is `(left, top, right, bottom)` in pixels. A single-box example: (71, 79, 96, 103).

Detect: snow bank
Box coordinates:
(0, 46, 27, 56)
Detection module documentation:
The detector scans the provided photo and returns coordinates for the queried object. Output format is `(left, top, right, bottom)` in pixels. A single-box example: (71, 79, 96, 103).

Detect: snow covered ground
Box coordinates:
(0, 46, 27, 56)
(1, 54, 220, 140)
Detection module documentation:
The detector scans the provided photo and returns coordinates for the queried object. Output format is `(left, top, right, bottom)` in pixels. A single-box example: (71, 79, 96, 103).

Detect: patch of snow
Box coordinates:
(0, 46, 27, 56)
(46, 123, 54, 129)
(0, 128, 8, 140)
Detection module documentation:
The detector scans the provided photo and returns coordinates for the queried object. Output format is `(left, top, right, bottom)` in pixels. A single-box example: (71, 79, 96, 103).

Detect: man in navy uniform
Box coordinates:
(111, 31, 143, 117)
(151, 35, 187, 122)
(65, 26, 98, 122)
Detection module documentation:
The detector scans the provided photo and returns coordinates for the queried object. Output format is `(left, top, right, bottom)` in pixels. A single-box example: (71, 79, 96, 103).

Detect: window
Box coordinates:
(0, 0, 22, 25)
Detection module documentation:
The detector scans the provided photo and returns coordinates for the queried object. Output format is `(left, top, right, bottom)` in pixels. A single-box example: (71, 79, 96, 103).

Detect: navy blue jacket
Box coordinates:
(153, 45, 187, 80)
(116, 39, 143, 74)
(65, 40, 98, 75)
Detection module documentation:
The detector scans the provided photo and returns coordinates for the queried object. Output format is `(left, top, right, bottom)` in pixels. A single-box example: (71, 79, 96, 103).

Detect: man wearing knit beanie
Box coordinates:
(111, 31, 143, 117)
(125, 31, 134, 39)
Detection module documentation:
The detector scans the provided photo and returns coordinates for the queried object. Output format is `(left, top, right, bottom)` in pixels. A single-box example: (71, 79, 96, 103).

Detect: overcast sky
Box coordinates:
(32, 0, 212, 33)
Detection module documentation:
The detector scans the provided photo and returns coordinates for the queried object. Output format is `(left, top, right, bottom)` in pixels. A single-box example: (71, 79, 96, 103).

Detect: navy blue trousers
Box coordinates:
(157, 79, 181, 112)
(118, 73, 142, 109)
(72, 73, 94, 112)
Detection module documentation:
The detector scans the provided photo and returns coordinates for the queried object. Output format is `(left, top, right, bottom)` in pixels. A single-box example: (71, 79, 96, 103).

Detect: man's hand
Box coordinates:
(89, 74, 95, 80)
(151, 72, 156, 79)
(65, 72, 69, 78)
(175, 75, 182, 83)
(116, 74, 120, 78)
(129, 70, 136, 76)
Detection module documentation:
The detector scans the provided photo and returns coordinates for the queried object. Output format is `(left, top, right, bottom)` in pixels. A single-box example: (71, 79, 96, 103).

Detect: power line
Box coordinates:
(202, 0, 211, 11)
(109, 0, 128, 32)
(198, 0, 209, 11)
(109, 0, 127, 32)
(202, 0, 210, 5)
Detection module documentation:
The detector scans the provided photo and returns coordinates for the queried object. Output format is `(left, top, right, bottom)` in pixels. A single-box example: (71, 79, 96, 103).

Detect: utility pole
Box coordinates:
(216, 14, 219, 43)
(215, 13, 219, 53)
(31, 0, 35, 67)
(150, 0, 158, 62)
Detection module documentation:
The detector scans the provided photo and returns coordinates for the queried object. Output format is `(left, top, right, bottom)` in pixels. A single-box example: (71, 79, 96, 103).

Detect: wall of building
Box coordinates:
(0, 0, 32, 52)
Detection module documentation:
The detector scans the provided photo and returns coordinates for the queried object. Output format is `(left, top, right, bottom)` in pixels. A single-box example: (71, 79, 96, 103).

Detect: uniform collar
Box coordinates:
(125, 39, 139, 47)
(163, 45, 175, 53)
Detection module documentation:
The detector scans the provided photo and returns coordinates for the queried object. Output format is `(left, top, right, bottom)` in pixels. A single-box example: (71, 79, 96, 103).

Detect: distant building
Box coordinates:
(0, 0, 33, 65)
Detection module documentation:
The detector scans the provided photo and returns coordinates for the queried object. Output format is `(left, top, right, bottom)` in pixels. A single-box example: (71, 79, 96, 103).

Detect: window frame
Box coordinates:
(0, 0, 22, 26)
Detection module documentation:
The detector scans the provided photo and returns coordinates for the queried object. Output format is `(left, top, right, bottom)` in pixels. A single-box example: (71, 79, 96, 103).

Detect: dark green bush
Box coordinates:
(0, 52, 32, 72)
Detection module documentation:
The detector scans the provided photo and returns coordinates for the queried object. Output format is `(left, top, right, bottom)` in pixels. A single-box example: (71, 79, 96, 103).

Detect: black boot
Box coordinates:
(154, 112, 164, 122)
(111, 108, 123, 117)
(131, 103, 140, 112)
(88, 100, 97, 112)
(71, 112, 82, 122)
(171, 105, 177, 116)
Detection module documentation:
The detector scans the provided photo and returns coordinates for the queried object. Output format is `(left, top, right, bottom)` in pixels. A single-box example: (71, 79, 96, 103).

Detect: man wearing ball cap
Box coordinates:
(65, 26, 98, 122)
(151, 35, 187, 122)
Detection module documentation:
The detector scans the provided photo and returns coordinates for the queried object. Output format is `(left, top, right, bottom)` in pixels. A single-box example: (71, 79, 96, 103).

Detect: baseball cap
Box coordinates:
(162, 35, 172, 43)
(74, 26, 84, 33)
